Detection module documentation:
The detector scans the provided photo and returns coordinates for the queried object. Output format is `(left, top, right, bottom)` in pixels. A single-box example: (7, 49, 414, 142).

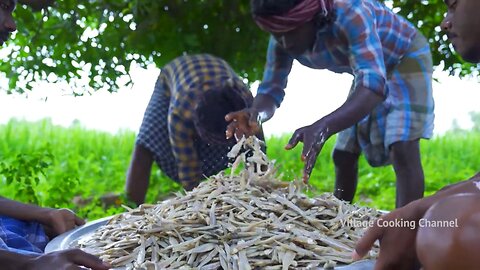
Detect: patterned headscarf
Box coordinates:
(253, 0, 334, 33)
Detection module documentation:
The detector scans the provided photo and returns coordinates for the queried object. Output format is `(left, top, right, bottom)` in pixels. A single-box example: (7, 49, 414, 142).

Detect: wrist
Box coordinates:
(33, 207, 54, 225)
(0, 250, 37, 270)
(313, 116, 335, 139)
(252, 94, 277, 121)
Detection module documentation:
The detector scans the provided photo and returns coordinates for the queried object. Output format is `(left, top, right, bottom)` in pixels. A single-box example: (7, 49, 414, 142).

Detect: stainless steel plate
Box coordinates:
(46, 216, 375, 270)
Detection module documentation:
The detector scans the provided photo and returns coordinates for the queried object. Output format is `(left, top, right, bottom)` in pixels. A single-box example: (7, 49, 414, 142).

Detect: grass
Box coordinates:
(0, 118, 479, 220)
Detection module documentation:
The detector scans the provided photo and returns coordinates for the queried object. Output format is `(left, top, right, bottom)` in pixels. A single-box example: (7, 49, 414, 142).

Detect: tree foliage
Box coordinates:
(1, 0, 476, 94)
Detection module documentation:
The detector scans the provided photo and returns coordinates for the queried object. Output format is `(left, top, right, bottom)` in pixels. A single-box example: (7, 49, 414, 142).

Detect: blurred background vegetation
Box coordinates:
(0, 117, 479, 220)
(2, 0, 478, 94)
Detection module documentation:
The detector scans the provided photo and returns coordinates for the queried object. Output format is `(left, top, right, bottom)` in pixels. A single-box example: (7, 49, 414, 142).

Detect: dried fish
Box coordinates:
(75, 136, 380, 269)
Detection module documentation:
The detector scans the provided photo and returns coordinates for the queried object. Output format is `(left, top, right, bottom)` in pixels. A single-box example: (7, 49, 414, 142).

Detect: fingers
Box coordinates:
(285, 130, 304, 151)
(225, 122, 237, 139)
(224, 110, 243, 122)
(50, 209, 85, 235)
(303, 158, 313, 183)
(234, 128, 247, 141)
(226, 120, 247, 141)
(353, 222, 382, 260)
(225, 111, 245, 139)
(302, 136, 326, 182)
(225, 110, 260, 140)
(302, 146, 319, 183)
(247, 110, 260, 127)
(67, 249, 111, 270)
(74, 215, 86, 226)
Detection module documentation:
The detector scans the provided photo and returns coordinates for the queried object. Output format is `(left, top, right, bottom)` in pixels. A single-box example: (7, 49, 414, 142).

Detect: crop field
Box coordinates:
(0, 119, 479, 220)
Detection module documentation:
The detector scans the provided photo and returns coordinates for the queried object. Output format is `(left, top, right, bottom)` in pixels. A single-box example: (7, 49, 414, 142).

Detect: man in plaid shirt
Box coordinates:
(227, 0, 434, 208)
(126, 54, 263, 205)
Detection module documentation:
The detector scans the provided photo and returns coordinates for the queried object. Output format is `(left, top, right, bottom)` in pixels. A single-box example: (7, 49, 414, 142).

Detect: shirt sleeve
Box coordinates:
(256, 36, 295, 107)
(168, 95, 202, 187)
(337, 2, 388, 97)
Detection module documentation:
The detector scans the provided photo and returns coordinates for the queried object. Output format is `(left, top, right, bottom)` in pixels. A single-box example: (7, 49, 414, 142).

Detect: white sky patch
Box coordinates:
(0, 61, 479, 137)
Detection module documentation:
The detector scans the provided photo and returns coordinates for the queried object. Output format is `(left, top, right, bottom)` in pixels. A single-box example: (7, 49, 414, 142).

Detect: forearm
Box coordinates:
(252, 94, 277, 123)
(125, 144, 154, 205)
(411, 173, 480, 219)
(323, 86, 383, 135)
(0, 250, 35, 270)
(0, 197, 49, 223)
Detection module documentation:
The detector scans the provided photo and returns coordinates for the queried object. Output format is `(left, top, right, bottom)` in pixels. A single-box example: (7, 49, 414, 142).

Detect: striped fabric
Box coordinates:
(256, 0, 434, 166)
(0, 215, 49, 255)
(253, 0, 334, 33)
(136, 54, 255, 188)
(257, 0, 419, 105)
(335, 34, 434, 166)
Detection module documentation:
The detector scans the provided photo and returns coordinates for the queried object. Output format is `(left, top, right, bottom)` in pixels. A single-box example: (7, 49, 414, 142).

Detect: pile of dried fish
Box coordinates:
(76, 136, 380, 269)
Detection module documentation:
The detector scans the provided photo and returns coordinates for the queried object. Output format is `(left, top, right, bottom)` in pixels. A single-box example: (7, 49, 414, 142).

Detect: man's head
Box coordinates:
(194, 80, 251, 145)
(0, 0, 16, 46)
(251, 0, 334, 56)
(441, 0, 480, 63)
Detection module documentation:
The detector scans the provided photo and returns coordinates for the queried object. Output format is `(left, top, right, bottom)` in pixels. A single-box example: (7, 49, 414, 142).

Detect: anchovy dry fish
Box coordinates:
(76, 136, 380, 269)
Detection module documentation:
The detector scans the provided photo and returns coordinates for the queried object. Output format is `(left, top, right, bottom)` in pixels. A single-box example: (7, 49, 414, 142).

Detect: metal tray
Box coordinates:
(46, 216, 375, 270)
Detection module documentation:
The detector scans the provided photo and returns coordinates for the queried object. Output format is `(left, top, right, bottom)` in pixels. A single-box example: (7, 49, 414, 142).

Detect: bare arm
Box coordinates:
(125, 144, 154, 205)
(286, 85, 384, 182)
(322, 85, 384, 136)
(0, 250, 32, 270)
(0, 249, 111, 270)
(0, 197, 85, 237)
(0, 196, 50, 223)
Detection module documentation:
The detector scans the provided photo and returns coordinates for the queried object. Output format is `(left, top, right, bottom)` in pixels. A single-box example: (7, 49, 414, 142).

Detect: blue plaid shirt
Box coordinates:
(257, 0, 417, 107)
(0, 216, 49, 255)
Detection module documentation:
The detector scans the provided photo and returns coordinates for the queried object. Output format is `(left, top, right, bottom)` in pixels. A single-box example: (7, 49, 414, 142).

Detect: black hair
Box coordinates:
(194, 83, 250, 145)
(251, 0, 336, 27)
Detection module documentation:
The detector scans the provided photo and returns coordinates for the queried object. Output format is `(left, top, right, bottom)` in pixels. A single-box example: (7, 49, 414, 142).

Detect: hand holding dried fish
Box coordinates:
(76, 136, 380, 269)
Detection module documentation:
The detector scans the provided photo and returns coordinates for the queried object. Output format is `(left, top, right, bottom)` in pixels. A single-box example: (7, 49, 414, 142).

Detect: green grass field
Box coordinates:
(1, 118, 479, 220)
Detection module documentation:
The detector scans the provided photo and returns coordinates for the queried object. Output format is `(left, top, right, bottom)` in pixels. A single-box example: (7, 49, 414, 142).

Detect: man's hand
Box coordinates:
(225, 108, 262, 140)
(354, 204, 422, 270)
(18, 0, 54, 11)
(41, 208, 85, 238)
(26, 249, 110, 270)
(285, 119, 330, 183)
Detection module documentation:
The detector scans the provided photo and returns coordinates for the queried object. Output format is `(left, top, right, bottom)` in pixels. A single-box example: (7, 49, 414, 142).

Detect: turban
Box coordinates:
(253, 0, 334, 33)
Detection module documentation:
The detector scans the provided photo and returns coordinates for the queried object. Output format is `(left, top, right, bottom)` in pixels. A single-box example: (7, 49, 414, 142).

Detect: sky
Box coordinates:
(0, 61, 479, 138)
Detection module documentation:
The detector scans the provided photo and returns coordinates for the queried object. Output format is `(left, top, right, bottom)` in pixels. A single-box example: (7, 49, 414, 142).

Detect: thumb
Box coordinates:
(285, 131, 303, 150)
(74, 215, 86, 226)
(225, 110, 242, 121)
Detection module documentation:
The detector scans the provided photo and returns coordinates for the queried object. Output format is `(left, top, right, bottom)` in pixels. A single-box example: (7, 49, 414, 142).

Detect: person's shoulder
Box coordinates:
(334, 0, 361, 11)
(331, 0, 362, 26)
(333, 0, 378, 26)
